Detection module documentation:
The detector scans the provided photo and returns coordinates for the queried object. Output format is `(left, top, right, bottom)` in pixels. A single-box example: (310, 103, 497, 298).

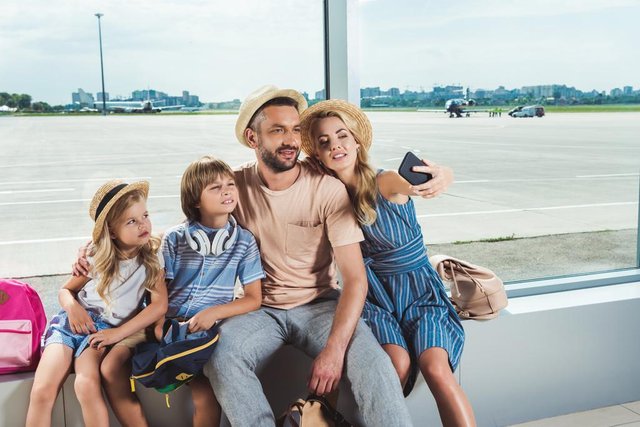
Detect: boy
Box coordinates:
(162, 155, 265, 427)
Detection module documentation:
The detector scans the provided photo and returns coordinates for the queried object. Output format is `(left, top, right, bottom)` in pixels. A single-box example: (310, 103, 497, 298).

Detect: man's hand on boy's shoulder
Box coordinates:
(72, 241, 92, 277)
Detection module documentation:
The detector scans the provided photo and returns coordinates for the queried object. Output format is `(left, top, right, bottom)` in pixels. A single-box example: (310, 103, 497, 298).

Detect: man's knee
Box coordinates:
(205, 321, 256, 379)
(205, 344, 236, 378)
(346, 323, 397, 381)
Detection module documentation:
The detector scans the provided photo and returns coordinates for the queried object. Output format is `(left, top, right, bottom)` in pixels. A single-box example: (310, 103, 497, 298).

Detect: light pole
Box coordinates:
(95, 13, 107, 115)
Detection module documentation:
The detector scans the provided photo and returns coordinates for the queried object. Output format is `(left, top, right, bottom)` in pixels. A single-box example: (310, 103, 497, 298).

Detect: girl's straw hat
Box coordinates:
(89, 180, 149, 243)
(300, 99, 372, 157)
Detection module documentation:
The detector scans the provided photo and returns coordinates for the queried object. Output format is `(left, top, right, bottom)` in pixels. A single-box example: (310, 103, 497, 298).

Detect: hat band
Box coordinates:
(95, 183, 128, 220)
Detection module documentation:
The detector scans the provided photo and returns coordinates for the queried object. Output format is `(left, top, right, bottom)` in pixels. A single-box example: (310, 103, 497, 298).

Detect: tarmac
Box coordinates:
(1, 111, 638, 318)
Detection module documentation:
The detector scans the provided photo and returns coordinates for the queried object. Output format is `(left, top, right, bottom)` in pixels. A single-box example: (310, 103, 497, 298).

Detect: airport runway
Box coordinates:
(1, 112, 638, 277)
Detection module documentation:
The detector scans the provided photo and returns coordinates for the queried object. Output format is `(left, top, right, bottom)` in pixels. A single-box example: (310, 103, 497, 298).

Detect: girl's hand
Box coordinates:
(187, 307, 219, 332)
(410, 158, 454, 199)
(88, 328, 125, 350)
(66, 303, 97, 335)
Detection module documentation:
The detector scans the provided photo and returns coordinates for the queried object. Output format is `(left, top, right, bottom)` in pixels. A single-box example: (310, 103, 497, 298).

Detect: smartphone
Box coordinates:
(398, 151, 432, 185)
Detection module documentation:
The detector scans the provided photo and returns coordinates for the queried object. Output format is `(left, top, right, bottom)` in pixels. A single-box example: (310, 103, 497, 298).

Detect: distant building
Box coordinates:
(314, 89, 326, 100)
(132, 89, 168, 101)
(361, 87, 381, 98)
(521, 85, 553, 98)
(209, 99, 241, 110)
(385, 87, 400, 97)
(97, 92, 109, 102)
(181, 91, 200, 107)
(473, 89, 488, 99)
(610, 88, 623, 97)
(432, 85, 463, 99)
(520, 84, 580, 100)
(623, 86, 633, 95)
(71, 89, 95, 106)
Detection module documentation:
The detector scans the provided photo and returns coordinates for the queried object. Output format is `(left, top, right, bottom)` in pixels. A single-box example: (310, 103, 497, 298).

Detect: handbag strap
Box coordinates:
(445, 259, 496, 314)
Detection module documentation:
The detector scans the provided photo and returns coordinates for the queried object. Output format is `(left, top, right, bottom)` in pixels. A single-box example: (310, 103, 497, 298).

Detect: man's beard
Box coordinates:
(258, 144, 300, 173)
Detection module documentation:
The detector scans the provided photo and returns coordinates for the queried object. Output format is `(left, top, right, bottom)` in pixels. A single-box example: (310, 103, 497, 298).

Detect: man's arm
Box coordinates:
(308, 242, 367, 396)
(71, 241, 92, 276)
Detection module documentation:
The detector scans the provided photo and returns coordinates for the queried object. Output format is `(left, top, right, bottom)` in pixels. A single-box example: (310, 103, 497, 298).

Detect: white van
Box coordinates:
(511, 105, 545, 117)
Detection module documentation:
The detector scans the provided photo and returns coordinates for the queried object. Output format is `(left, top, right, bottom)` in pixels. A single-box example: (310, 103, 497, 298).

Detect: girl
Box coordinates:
(26, 180, 168, 427)
(300, 100, 476, 427)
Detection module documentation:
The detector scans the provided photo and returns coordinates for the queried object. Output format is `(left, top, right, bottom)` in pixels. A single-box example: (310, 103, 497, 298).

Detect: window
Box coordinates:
(358, 1, 640, 282)
(0, 1, 325, 279)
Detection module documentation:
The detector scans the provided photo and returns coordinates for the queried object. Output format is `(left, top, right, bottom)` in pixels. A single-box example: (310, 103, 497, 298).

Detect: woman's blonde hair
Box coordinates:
(307, 110, 378, 226)
(90, 189, 161, 307)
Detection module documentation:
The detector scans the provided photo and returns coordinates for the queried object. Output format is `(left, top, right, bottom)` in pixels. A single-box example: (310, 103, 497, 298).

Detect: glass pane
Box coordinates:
(0, 1, 324, 298)
(359, 1, 640, 282)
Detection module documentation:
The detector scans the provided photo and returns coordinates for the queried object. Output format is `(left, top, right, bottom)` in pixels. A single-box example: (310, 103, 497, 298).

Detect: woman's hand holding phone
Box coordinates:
(398, 152, 453, 199)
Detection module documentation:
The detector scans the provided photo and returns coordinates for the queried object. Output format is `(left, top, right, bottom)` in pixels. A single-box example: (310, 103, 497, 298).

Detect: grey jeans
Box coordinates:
(203, 294, 413, 427)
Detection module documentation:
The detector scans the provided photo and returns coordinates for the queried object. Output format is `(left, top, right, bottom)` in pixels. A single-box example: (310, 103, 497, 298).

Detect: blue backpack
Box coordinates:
(130, 318, 219, 402)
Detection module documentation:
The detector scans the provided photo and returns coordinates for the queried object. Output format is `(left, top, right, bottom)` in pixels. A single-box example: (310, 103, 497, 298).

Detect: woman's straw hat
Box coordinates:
(235, 85, 308, 147)
(89, 180, 149, 243)
(299, 99, 372, 157)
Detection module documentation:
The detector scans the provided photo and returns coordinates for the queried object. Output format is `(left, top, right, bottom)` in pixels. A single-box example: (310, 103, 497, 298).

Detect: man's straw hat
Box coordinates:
(235, 85, 308, 147)
(89, 180, 149, 243)
(299, 99, 372, 157)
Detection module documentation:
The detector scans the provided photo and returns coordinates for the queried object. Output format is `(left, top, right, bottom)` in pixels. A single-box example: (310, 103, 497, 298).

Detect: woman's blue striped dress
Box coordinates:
(360, 187, 465, 395)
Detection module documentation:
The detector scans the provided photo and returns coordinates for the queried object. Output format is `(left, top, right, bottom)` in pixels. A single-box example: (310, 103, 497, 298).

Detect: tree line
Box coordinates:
(0, 92, 63, 113)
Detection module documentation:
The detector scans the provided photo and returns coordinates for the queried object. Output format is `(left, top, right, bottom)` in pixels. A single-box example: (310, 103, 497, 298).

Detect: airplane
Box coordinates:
(419, 88, 490, 117)
(444, 98, 482, 117)
(419, 98, 489, 118)
(94, 100, 184, 113)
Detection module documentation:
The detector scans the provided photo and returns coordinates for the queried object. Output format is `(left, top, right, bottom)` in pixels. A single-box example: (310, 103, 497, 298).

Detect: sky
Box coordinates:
(1, 0, 639, 106)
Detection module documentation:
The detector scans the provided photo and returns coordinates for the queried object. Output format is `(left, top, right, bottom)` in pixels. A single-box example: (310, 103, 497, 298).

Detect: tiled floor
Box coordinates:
(511, 401, 640, 427)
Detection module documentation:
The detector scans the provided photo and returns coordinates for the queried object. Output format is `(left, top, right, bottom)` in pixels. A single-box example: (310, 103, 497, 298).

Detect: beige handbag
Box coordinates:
(277, 394, 351, 427)
(430, 255, 508, 320)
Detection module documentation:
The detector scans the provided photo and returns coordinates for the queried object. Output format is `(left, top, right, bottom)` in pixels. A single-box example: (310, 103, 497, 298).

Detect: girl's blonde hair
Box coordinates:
(307, 110, 378, 226)
(90, 189, 161, 306)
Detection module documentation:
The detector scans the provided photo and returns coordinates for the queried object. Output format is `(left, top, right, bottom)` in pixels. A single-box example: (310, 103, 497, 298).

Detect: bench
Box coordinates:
(3, 283, 640, 426)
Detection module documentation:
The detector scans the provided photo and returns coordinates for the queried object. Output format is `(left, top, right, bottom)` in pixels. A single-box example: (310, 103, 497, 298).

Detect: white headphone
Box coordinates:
(184, 215, 239, 257)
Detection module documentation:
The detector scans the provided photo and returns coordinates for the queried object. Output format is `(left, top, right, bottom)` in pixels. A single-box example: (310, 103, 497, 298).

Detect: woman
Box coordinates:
(300, 100, 476, 427)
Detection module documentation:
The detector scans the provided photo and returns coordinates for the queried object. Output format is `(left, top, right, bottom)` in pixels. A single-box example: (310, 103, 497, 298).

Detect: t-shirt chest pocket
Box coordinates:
(285, 223, 324, 268)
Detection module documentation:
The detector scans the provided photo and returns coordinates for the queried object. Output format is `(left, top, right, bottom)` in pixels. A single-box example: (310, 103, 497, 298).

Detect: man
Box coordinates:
(204, 85, 413, 426)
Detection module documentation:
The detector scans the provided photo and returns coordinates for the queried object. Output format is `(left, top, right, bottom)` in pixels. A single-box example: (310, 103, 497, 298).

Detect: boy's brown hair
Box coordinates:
(181, 156, 235, 222)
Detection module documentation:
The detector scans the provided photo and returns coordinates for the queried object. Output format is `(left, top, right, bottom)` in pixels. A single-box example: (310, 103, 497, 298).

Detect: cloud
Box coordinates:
(0, 0, 325, 104)
(2, 0, 638, 104)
